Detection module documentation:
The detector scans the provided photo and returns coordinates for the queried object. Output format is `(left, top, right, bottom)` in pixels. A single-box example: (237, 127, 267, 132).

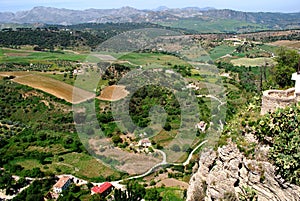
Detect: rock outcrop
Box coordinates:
(187, 142, 300, 201)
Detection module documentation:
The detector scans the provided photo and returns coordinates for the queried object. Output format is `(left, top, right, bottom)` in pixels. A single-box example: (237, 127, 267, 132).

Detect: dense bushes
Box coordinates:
(12, 178, 56, 201)
(0, 29, 86, 49)
(253, 104, 300, 185)
(129, 85, 181, 129)
(0, 80, 85, 176)
(0, 23, 182, 50)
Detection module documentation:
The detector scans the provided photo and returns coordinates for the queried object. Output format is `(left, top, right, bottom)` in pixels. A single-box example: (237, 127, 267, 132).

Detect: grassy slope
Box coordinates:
(119, 52, 191, 67)
(159, 18, 267, 33)
(14, 152, 117, 180)
(209, 44, 236, 60)
(157, 187, 184, 201)
(0, 72, 95, 103)
(0, 40, 271, 183)
(0, 48, 88, 63)
(230, 57, 276, 67)
(0, 80, 120, 181)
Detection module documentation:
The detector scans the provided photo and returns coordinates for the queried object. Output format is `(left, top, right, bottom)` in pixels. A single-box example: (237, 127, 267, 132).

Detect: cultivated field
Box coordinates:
(0, 72, 95, 104)
(230, 57, 276, 67)
(0, 48, 88, 63)
(92, 146, 161, 175)
(268, 40, 300, 49)
(209, 44, 236, 60)
(98, 85, 129, 101)
(15, 152, 118, 179)
(156, 178, 188, 188)
(119, 52, 190, 67)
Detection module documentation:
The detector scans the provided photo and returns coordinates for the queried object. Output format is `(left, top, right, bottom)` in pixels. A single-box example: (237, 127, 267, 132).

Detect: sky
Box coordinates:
(1, 0, 299, 13)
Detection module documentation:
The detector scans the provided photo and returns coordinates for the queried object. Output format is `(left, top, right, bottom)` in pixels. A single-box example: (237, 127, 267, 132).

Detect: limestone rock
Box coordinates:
(186, 142, 300, 201)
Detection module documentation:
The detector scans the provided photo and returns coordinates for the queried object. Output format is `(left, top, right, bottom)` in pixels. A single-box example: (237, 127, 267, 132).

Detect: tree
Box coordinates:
(127, 180, 146, 201)
(182, 144, 191, 152)
(58, 193, 79, 201)
(163, 122, 171, 131)
(171, 144, 181, 152)
(114, 181, 146, 201)
(112, 134, 122, 145)
(24, 167, 44, 178)
(90, 193, 106, 201)
(273, 47, 300, 88)
(87, 182, 93, 189)
(254, 105, 300, 185)
(145, 188, 161, 201)
(0, 171, 13, 189)
(25, 194, 44, 201)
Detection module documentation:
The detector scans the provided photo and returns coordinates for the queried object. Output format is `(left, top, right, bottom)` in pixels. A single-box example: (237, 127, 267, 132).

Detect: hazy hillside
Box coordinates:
(0, 6, 300, 32)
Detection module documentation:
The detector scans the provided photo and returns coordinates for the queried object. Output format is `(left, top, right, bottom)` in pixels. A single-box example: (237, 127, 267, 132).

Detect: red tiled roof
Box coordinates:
(92, 182, 112, 194)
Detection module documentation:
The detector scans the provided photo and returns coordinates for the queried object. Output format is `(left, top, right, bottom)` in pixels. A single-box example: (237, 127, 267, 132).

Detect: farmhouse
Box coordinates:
(138, 138, 152, 147)
(195, 121, 207, 132)
(91, 182, 114, 197)
(53, 176, 72, 194)
(186, 83, 199, 90)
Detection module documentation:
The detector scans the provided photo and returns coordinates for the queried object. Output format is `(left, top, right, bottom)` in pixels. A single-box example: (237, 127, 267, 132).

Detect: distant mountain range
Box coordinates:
(0, 6, 300, 33)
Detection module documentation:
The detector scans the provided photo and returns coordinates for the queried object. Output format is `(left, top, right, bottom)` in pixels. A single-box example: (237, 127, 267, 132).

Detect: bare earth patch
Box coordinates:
(4, 53, 30, 57)
(268, 40, 300, 49)
(98, 85, 129, 101)
(91, 54, 117, 61)
(156, 178, 188, 188)
(230, 57, 276, 67)
(0, 72, 95, 104)
(89, 138, 161, 175)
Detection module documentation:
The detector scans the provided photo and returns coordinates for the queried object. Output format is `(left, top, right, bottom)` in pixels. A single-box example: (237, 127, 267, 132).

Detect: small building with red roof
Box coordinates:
(91, 182, 114, 197)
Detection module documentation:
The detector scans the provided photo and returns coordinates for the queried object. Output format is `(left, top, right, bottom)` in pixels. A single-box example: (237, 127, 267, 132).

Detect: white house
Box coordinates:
(195, 121, 207, 132)
(186, 83, 199, 90)
(138, 138, 152, 147)
(53, 176, 72, 194)
(292, 72, 300, 94)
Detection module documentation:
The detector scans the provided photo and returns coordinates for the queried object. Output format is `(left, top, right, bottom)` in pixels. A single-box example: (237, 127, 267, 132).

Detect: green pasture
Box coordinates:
(157, 187, 184, 201)
(0, 48, 88, 63)
(119, 52, 191, 67)
(209, 44, 236, 60)
(159, 19, 266, 33)
(230, 57, 276, 67)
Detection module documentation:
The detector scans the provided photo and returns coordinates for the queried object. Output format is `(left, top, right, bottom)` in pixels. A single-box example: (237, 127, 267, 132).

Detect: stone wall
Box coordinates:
(261, 88, 297, 115)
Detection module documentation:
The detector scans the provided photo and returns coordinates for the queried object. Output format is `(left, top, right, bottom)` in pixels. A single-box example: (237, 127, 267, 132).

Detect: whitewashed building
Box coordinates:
(53, 176, 72, 194)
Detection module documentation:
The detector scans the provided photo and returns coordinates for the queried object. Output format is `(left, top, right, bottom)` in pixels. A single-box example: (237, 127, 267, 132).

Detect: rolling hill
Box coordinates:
(0, 6, 300, 33)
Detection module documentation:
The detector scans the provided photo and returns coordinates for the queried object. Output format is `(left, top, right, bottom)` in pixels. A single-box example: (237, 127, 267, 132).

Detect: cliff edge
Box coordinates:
(187, 141, 300, 201)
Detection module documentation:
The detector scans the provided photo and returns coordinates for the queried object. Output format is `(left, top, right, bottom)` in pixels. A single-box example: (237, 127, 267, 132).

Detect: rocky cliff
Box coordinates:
(187, 141, 300, 201)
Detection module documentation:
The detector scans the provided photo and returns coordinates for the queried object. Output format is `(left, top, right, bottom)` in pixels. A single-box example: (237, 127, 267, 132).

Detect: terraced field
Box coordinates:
(230, 57, 276, 67)
(0, 48, 88, 63)
(268, 40, 300, 49)
(0, 72, 95, 104)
